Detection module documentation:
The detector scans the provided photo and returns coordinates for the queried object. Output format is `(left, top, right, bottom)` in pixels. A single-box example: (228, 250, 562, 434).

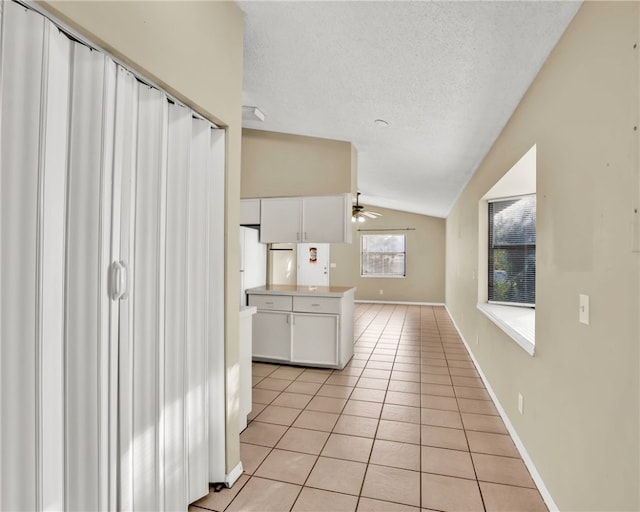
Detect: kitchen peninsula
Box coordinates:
(247, 285, 355, 369)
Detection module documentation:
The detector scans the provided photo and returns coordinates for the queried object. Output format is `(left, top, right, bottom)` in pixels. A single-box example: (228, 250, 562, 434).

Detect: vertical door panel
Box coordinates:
(1, 4, 117, 509)
(0, 4, 45, 509)
(186, 118, 211, 502)
(130, 83, 167, 512)
(163, 102, 191, 510)
(97, 54, 118, 512)
(40, 22, 70, 512)
(65, 42, 115, 512)
(208, 129, 226, 482)
(113, 65, 138, 512)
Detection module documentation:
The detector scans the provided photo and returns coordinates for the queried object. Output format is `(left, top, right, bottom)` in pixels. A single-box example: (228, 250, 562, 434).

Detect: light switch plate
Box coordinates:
(579, 294, 590, 325)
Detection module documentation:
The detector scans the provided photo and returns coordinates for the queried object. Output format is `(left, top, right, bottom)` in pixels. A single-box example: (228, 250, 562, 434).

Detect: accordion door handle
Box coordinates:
(110, 260, 128, 300)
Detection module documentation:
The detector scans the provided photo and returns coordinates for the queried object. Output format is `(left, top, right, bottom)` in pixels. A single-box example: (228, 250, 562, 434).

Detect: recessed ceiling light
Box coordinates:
(374, 119, 389, 127)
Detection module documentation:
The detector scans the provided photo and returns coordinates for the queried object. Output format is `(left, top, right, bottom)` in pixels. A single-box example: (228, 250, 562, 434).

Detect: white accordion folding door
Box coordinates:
(0, 2, 226, 510)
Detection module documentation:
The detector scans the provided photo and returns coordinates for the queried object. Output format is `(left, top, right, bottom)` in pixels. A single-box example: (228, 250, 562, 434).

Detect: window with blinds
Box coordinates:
(361, 234, 406, 277)
(488, 195, 536, 306)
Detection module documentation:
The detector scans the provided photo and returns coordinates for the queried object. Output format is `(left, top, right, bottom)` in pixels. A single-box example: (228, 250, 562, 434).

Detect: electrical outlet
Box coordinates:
(379, 289, 383, 295)
(518, 393, 524, 415)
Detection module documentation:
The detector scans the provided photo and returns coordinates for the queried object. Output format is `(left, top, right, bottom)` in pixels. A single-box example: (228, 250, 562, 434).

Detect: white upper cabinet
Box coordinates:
(240, 198, 261, 225)
(259, 194, 351, 243)
(259, 197, 302, 243)
(303, 194, 351, 243)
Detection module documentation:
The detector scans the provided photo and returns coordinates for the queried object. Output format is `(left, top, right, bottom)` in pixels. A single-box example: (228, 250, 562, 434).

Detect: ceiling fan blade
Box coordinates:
(363, 211, 381, 218)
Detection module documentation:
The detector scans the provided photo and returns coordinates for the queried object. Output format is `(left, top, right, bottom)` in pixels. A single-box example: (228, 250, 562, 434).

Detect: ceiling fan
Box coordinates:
(352, 192, 382, 223)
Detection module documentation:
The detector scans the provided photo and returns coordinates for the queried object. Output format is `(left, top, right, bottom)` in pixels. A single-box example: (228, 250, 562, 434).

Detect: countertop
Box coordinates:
(246, 285, 356, 298)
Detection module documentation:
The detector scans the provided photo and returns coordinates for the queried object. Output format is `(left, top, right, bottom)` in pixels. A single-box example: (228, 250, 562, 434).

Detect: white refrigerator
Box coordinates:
(239, 226, 267, 304)
(238, 226, 266, 432)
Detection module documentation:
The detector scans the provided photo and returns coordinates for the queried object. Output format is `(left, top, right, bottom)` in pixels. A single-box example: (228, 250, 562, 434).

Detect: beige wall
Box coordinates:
(39, 0, 245, 475)
(445, 2, 639, 510)
(350, 145, 358, 200)
(241, 129, 356, 197)
(331, 206, 445, 303)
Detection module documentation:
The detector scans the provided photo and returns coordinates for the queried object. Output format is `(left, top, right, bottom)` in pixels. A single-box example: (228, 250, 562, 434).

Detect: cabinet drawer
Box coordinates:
(293, 296, 341, 314)
(249, 294, 292, 311)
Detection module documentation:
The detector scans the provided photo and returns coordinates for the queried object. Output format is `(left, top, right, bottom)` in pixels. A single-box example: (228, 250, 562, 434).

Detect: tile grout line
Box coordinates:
(243, 365, 334, 512)
(353, 303, 406, 509)
(265, 320, 382, 510)
(352, 302, 393, 510)
(436, 307, 489, 512)
(293, 302, 388, 509)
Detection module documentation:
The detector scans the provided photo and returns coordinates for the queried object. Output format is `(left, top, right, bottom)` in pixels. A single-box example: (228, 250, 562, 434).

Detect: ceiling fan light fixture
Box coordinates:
(352, 192, 381, 223)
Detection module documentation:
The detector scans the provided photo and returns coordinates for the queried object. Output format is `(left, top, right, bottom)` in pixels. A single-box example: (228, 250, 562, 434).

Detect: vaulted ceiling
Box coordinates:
(238, 1, 581, 218)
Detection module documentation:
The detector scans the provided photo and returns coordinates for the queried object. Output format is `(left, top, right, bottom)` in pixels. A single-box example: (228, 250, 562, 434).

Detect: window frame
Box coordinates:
(477, 144, 537, 356)
(360, 233, 407, 279)
(487, 193, 536, 308)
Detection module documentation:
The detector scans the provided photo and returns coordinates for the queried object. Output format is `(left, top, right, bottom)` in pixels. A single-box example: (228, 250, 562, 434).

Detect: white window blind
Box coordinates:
(488, 195, 536, 306)
(361, 234, 406, 277)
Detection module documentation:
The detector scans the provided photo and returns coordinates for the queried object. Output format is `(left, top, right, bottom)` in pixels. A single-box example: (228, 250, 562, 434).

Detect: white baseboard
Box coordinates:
(444, 305, 558, 512)
(355, 300, 445, 306)
(225, 462, 244, 488)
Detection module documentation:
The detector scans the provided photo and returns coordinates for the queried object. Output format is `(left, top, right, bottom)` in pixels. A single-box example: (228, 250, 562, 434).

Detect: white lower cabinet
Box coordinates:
(252, 311, 292, 361)
(291, 313, 338, 366)
(248, 288, 354, 369)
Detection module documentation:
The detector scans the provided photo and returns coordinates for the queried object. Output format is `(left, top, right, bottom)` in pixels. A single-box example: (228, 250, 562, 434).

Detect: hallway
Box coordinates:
(191, 304, 547, 511)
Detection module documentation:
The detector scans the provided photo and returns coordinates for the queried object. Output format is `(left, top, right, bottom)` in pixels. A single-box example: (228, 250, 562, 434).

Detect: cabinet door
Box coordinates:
(252, 311, 292, 361)
(291, 314, 338, 366)
(240, 198, 261, 225)
(302, 194, 351, 243)
(260, 197, 301, 243)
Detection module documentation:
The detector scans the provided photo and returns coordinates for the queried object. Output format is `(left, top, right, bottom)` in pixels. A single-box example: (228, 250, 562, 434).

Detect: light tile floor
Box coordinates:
(191, 304, 547, 512)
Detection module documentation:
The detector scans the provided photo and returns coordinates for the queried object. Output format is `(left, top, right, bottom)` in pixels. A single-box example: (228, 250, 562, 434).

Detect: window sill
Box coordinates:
(476, 303, 535, 356)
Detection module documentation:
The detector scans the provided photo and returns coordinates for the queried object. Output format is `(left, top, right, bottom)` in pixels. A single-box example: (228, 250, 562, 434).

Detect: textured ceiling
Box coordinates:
(238, 1, 581, 218)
